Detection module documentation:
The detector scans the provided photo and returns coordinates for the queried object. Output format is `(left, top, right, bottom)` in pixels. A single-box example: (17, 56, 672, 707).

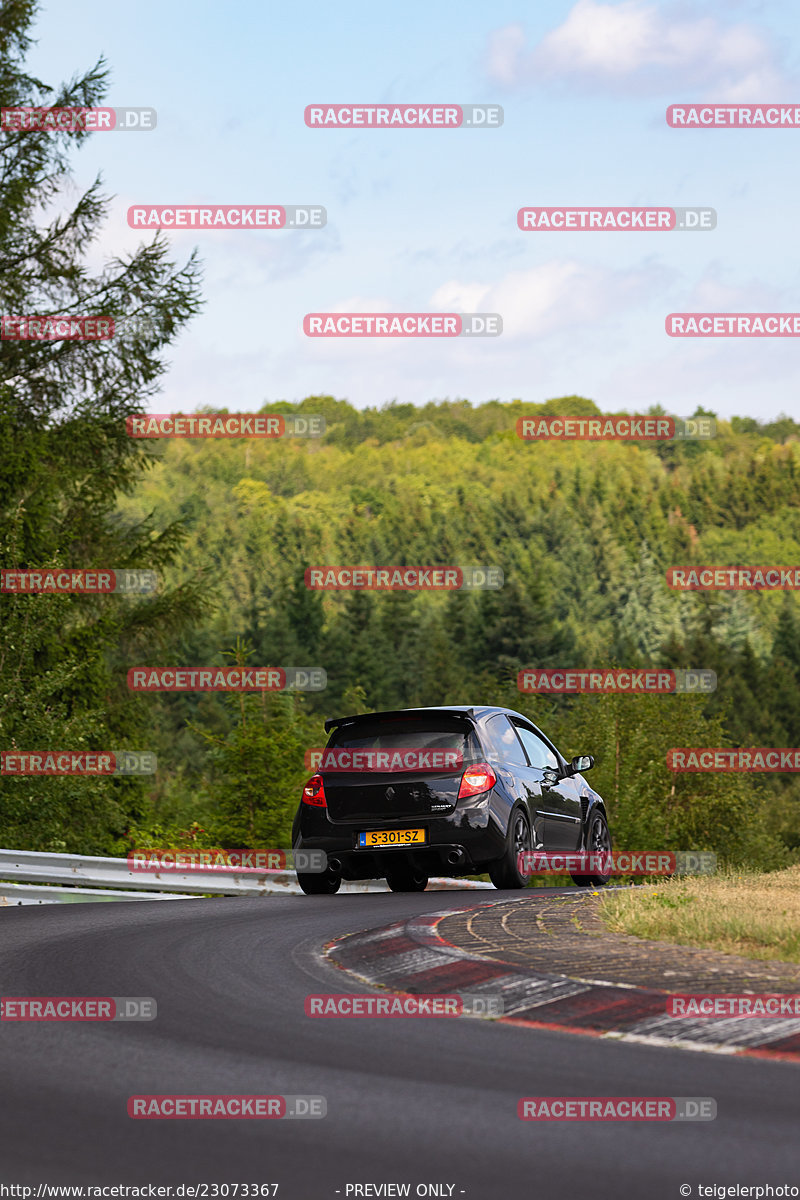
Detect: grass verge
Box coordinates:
(599, 864, 800, 964)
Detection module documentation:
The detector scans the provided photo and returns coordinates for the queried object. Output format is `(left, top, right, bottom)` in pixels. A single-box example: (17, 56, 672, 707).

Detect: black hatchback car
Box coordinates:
(292, 706, 611, 893)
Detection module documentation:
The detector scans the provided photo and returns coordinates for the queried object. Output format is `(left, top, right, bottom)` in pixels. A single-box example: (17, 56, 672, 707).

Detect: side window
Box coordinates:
(515, 724, 559, 771)
(482, 715, 528, 767)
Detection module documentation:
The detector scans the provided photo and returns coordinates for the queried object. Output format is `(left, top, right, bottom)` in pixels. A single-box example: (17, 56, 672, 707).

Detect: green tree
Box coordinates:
(547, 692, 784, 868)
(194, 643, 316, 846)
(0, 1, 207, 850)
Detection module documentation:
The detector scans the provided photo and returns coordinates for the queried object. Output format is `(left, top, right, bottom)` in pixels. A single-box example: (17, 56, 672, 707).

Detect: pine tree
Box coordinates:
(0, 2, 207, 850)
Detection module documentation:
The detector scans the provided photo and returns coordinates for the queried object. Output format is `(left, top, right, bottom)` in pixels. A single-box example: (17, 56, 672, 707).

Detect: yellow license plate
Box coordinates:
(358, 828, 426, 848)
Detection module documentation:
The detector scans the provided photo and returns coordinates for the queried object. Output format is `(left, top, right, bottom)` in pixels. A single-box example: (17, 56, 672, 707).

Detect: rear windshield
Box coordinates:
(328, 717, 481, 765)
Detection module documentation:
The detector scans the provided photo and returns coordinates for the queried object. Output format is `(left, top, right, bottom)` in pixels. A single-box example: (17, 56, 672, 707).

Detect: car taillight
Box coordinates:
(458, 762, 497, 799)
(302, 774, 327, 807)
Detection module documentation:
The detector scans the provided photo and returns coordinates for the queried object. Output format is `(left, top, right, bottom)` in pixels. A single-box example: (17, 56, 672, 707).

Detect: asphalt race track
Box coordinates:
(1, 891, 798, 1197)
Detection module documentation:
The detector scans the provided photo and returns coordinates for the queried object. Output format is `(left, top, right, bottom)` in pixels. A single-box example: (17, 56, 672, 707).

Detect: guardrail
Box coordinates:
(0, 848, 493, 904)
(0, 882, 191, 905)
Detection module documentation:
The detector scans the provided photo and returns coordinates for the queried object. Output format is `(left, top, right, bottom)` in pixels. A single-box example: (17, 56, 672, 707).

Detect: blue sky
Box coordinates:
(27, 0, 800, 418)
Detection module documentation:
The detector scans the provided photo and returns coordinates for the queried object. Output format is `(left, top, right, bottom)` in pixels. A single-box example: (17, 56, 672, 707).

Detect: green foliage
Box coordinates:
(116, 397, 800, 867)
(194, 694, 318, 848)
(544, 693, 785, 868)
(0, 1, 207, 852)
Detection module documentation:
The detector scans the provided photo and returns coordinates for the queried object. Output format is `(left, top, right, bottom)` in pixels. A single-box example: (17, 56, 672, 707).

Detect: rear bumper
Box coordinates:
(293, 804, 506, 880)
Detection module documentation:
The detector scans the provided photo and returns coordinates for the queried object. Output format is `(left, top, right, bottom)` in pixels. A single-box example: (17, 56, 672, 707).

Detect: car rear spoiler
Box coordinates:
(324, 708, 476, 734)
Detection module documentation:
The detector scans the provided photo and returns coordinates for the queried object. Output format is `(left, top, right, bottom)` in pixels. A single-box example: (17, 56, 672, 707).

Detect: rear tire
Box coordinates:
(297, 870, 341, 895)
(385, 865, 428, 892)
(570, 812, 612, 887)
(488, 807, 531, 890)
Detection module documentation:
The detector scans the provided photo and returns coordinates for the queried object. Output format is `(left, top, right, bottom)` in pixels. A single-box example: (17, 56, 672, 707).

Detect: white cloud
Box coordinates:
(486, 2, 789, 98)
(155, 258, 800, 420)
(430, 258, 672, 339)
(430, 281, 490, 312)
(682, 263, 787, 312)
(485, 24, 529, 88)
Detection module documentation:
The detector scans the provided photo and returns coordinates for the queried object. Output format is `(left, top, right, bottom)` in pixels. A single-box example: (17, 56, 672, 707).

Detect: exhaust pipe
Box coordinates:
(328, 857, 342, 873)
(447, 850, 463, 865)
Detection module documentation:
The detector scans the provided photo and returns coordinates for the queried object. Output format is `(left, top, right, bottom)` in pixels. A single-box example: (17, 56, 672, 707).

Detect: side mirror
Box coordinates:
(570, 754, 594, 775)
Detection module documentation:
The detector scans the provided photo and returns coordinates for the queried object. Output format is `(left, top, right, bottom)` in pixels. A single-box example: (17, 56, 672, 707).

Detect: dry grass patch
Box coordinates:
(599, 864, 800, 963)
